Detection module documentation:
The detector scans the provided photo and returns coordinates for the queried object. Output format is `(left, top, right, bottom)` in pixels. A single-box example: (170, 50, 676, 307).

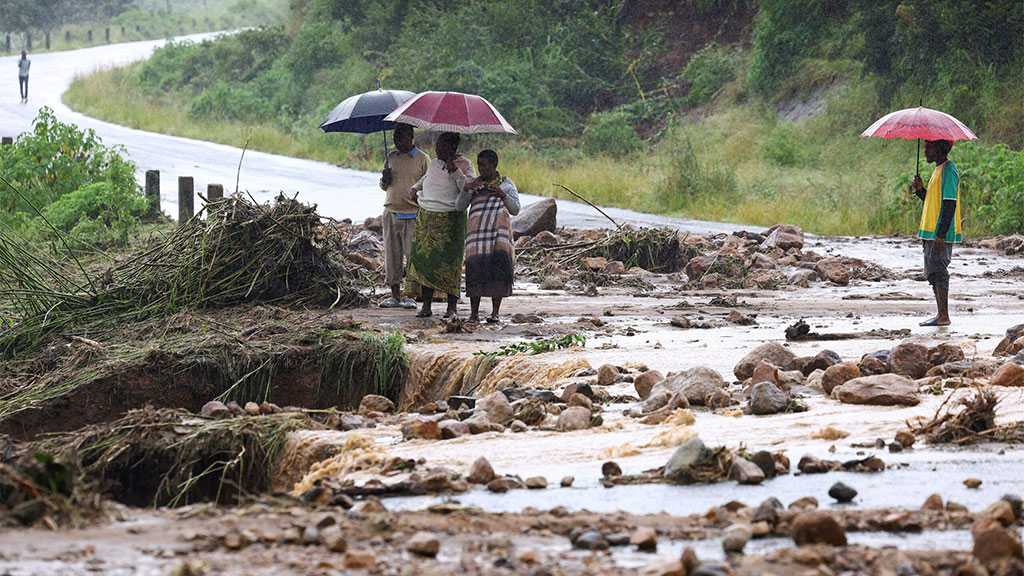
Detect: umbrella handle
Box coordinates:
(382, 129, 389, 169)
(915, 138, 920, 177)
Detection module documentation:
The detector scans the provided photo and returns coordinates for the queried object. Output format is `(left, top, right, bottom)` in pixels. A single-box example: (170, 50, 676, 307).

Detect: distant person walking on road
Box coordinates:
(18, 51, 30, 103)
(406, 132, 475, 318)
(378, 124, 429, 309)
(459, 149, 520, 324)
(911, 139, 961, 327)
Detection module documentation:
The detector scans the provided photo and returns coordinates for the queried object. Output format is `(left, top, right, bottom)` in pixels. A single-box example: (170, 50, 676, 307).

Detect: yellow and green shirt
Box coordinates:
(918, 160, 962, 243)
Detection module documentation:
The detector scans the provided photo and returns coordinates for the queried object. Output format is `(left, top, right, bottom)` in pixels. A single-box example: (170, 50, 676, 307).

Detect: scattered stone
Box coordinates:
(729, 458, 766, 485)
(727, 310, 757, 325)
(1002, 494, 1024, 522)
(992, 362, 1024, 387)
(510, 313, 544, 324)
(750, 361, 780, 386)
(525, 476, 548, 489)
(763, 224, 805, 250)
(243, 402, 261, 416)
(486, 477, 515, 493)
(406, 532, 440, 558)
(509, 420, 528, 433)
(439, 419, 470, 439)
(750, 451, 777, 479)
(656, 367, 727, 407)
(582, 256, 608, 271)
(798, 455, 837, 474)
(358, 394, 395, 414)
(540, 275, 565, 290)
(597, 364, 620, 386)
(222, 530, 249, 550)
(821, 362, 861, 395)
(602, 461, 623, 479)
(302, 525, 319, 545)
(965, 478, 983, 489)
(634, 370, 663, 400)
(567, 393, 593, 411)
(630, 527, 658, 552)
(753, 498, 784, 525)
(560, 476, 575, 487)
(832, 374, 920, 406)
(603, 260, 626, 275)
(320, 527, 347, 553)
(663, 436, 707, 480)
(722, 523, 752, 554)
(476, 391, 514, 425)
(922, 493, 944, 511)
(401, 418, 441, 440)
(200, 400, 230, 419)
(735, 343, 796, 381)
(929, 342, 966, 366)
(467, 457, 496, 485)
(828, 482, 858, 503)
(749, 381, 789, 415)
(895, 430, 916, 448)
(557, 406, 593, 431)
(343, 550, 377, 570)
(789, 496, 820, 511)
(791, 511, 847, 546)
(982, 500, 1017, 526)
(972, 520, 1023, 564)
(994, 323, 1024, 356)
(788, 269, 817, 287)
(572, 530, 609, 551)
(805, 350, 842, 374)
(891, 342, 930, 380)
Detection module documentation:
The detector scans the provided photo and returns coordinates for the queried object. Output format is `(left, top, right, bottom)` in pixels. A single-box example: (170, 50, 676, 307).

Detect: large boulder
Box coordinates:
(858, 351, 890, 376)
(734, 343, 796, 381)
(656, 367, 728, 407)
(791, 511, 847, 546)
(634, 370, 664, 400)
(511, 198, 557, 239)
(832, 374, 920, 406)
(814, 258, 850, 286)
(992, 362, 1024, 387)
(557, 406, 592, 431)
(890, 343, 930, 379)
(762, 224, 805, 251)
(475, 391, 514, 425)
(663, 436, 707, 480)
(821, 362, 861, 395)
(749, 382, 789, 415)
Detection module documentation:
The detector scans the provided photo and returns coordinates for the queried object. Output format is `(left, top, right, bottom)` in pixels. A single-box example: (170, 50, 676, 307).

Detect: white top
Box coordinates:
(412, 155, 475, 213)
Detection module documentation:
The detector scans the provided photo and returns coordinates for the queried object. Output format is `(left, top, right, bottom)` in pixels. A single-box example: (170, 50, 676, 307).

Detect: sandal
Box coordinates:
(919, 317, 950, 327)
(378, 297, 403, 309)
(486, 315, 500, 324)
(416, 309, 433, 318)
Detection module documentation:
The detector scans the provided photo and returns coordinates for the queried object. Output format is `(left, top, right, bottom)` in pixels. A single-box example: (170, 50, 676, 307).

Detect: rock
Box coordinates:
(652, 367, 726, 407)
(750, 451, 777, 479)
(540, 275, 565, 290)
(467, 457, 496, 485)
(929, 343, 965, 366)
(727, 310, 757, 325)
(531, 230, 560, 246)
(358, 394, 395, 414)
(510, 313, 543, 324)
(572, 530, 609, 551)
(994, 324, 1024, 356)
(401, 418, 440, 440)
(763, 224, 805, 250)
(509, 420, 528, 433)
(634, 370, 663, 400)
(815, 257, 850, 286)
(225, 401, 244, 416)
(992, 362, 1024, 387)
(200, 400, 230, 419)
(602, 461, 623, 478)
(805, 350, 842, 374)
(828, 482, 858, 503)
(567, 393, 593, 411)
(791, 511, 847, 546)
(597, 364, 620, 386)
(778, 369, 805, 388)
(525, 476, 548, 489)
(821, 362, 861, 395)
(858, 354, 890, 376)
(983, 500, 1017, 527)
(735, 343, 796, 381)
(972, 522, 1023, 564)
(922, 493, 945, 511)
(557, 406, 592, 431)
(664, 436, 707, 480)
(582, 256, 608, 271)
(466, 417, 505, 434)
(895, 430, 916, 448)
(439, 419, 470, 439)
(476, 391, 514, 425)
(603, 260, 626, 275)
(630, 527, 658, 552)
(222, 530, 249, 550)
(722, 523, 752, 554)
(891, 343, 930, 379)
(560, 476, 575, 487)
(788, 269, 817, 287)
(243, 401, 261, 416)
(729, 458, 766, 485)
(406, 532, 440, 558)
(798, 455, 837, 474)
(512, 198, 557, 238)
(965, 478, 983, 489)
(832, 374, 920, 406)
(486, 477, 516, 493)
(561, 382, 594, 402)
(1003, 494, 1024, 522)
(748, 253, 777, 270)
(749, 382, 789, 415)
(343, 550, 377, 569)
(513, 399, 547, 426)
(750, 361, 780, 386)
(321, 526, 347, 553)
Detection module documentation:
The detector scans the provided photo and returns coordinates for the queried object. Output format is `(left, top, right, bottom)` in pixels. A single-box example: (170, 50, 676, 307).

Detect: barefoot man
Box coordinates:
(911, 139, 961, 327)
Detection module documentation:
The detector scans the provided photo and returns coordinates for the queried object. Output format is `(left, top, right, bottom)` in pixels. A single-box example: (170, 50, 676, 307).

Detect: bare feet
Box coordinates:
(920, 316, 951, 327)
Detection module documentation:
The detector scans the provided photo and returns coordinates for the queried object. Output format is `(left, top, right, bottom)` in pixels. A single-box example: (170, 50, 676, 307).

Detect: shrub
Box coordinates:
(762, 124, 809, 167)
(43, 182, 148, 245)
(682, 43, 741, 107)
(582, 111, 642, 156)
(658, 134, 737, 212)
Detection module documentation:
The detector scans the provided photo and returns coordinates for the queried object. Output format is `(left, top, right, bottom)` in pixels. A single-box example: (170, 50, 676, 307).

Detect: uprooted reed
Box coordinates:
(0, 195, 366, 357)
(518, 226, 694, 275)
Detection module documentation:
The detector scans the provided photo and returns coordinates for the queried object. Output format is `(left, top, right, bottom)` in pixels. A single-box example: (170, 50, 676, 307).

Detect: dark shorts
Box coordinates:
(923, 240, 953, 289)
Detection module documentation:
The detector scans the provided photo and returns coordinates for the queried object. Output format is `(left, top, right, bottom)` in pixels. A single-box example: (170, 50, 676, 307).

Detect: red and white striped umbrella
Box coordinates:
(383, 91, 518, 135)
(860, 106, 977, 141)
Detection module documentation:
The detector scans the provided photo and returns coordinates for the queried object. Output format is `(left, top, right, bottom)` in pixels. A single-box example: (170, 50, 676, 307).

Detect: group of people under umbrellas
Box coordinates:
(325, 86, 977, 328)
(322, 89, 521, 324)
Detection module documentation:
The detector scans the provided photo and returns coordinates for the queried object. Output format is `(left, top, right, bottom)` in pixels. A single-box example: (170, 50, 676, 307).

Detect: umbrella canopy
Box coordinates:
(383, 91, 518, 135)
(860, 107, 977, 141)
(320, 89, 416, 134)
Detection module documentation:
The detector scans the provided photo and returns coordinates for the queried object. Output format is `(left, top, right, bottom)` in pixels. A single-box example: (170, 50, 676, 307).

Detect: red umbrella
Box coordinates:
(861, 106, 977, 174)
(383, 91, 518, 135)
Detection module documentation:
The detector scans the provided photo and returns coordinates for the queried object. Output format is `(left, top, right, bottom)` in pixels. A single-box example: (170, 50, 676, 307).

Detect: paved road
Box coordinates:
(0, 35, 758, 233)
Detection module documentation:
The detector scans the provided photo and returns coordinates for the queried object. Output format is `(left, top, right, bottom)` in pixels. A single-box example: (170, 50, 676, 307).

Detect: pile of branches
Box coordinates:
(1, 195, 366, 357)
(32, 407, 321, 507)
(519, 226, 692, 276)
(910, 388, 999, 444)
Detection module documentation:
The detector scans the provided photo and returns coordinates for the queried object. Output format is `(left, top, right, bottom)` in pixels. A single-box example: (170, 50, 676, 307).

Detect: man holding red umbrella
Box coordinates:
(911, 139, 961, 327)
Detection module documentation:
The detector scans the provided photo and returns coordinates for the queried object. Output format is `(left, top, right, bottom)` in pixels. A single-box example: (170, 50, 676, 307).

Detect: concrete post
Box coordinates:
(145, 170, 161, 219)
(45, 31, 50, 50)
(178, 177, 194, 225)
(207, 184, 224, 202)
(1, 137, 13, 146)
(105, 28, 110, 43)
(86, 30, 93, 43)
(65, 30, 72, 44)
(4, 34, 10, 53)
(25, 33, 31, 50)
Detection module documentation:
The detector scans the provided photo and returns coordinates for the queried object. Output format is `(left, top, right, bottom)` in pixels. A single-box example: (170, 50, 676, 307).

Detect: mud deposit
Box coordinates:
(3, 224, 1024, 575)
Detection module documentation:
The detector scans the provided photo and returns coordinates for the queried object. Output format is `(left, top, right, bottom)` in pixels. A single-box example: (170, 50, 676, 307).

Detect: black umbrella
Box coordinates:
(320, 82, 416, 165)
